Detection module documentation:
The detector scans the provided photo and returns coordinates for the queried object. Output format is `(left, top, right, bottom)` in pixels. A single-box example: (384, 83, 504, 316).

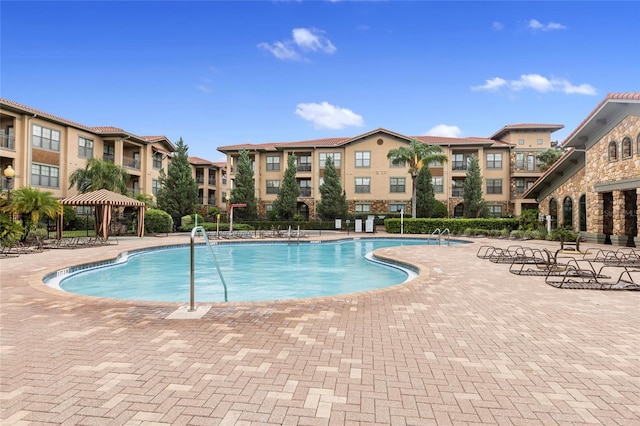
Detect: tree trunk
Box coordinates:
(411, 174, 418, 218)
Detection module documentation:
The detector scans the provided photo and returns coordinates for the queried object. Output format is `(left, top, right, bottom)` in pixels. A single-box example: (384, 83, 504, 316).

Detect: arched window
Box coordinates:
(636, 133, 640, 157)
(622, 136, 632, 158)
(608, 141, 618, 161)
(579, 194, 587, 232)
(454, 203, 464, 218)
(549, 198, 558, 230)
(563, 196, 574, 229)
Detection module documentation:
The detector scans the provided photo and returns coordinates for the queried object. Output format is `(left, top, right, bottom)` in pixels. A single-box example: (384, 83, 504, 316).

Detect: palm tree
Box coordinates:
(387, 138, 448, 218)
(3, 186, 62, 238)
(69, 158, 129, 194)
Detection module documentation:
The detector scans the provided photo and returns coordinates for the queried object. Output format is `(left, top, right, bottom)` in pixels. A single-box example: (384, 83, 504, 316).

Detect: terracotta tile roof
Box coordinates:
(561, 92, 640, 146)
(218, 128, 515, 153)
(0, 98, 173, 148)
(213, 162, 227, 169)
(189, 156, 216, 165)
(489, 123, 564, 140)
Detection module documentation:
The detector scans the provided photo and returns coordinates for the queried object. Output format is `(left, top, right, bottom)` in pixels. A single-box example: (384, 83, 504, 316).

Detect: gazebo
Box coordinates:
(58, 189, 146, 239)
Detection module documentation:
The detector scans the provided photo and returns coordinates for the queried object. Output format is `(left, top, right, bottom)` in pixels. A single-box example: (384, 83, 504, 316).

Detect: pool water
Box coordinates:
(54, 238, 450, 302)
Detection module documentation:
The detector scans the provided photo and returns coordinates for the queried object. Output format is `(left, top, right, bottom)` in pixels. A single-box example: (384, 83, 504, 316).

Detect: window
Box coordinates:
(104, 144, 115, 162)
(390, 203, 406, 213)
(152, 179, 160, 195)
(549, 198, 558, 229)
(298, 179, 311, 197)
(389, 177, 405, 193)
(608, 141, 618, 161)
(31, 163, 59, 188)
(266, 180, 280, 194)
(265, 204, 273, 214)
(319, 153, 341, 168)
(527, 155, 536, 171)
(296, 155, 311, 172)
(518, 139, 524, 145)
(390, 159, 406, 168)
(452, 154, 465, 170)
(637, 134, 640, 157)
(622, 137, 632, 158)
(153, 152, 162, 169)
(355, 151, 370, 167)
(355, 177, 370, 193)
(196, 171, 204, 184)
(487, 205, 503, 217)
(516, 153, 524, 168)
(537, 139, 543, 145)
(452, 179, 464, 197)
(432, 177, 443, 193)
(486, 153, 502, 169)
(32, 124, 60, 151)
(563, 196, 573, 229)
(486, 179, 502, 194)
(266, 156, 280, 171)
(579, 194, 587, 232)
(428, 159, 442, 167)
(355, 203, 371, 213)
(515, 178, 525, 195)
(78, 137, 93, 158)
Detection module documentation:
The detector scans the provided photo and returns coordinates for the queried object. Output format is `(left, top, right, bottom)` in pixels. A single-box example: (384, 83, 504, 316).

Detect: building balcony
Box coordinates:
(299, 187, 312, 197)
(0, 135, 15, 150)
(296, 164, 312, 173)
(123, 156, 141, 170)
(451, 188, 464, 197)
(196, 176, 204, 184)
(208, 177, 216, 185)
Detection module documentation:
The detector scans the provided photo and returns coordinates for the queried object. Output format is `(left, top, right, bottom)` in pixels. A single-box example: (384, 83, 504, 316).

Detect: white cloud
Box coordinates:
(258, 27, 336, 61)
(472, 74, 596, 95)
(529, 19, 567, 31)
(492, 21, 504, 31)
(471, 77, 507, 91)
(295, 102, 364, 130)
(257, 41, 301, 61)
(292, 28, 336, 53)
(425, 125, 462, 138)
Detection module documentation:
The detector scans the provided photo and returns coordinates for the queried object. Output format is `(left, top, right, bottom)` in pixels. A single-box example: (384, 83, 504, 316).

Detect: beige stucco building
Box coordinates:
(0, 99, 232, 213)
(218, 124, 562, 220)
(525, 93, 640, 247)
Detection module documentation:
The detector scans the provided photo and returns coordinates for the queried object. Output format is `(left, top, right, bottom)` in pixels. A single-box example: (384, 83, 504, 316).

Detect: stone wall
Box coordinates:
(537, 167, 586, 229)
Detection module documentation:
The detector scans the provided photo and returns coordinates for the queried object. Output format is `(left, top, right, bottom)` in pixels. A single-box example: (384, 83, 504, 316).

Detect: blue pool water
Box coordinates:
(50, 238, 456, 302)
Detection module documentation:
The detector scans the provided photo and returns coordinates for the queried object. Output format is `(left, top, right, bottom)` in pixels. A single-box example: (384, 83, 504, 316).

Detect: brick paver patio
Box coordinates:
(1, 234, 639, 425)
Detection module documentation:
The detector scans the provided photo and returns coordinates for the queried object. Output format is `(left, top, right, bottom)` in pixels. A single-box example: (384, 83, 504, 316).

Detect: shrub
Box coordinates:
(145, 209, 174, 234)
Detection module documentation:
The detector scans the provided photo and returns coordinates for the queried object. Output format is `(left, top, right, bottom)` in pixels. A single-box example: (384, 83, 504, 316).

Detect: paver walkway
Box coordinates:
(1, 234, 639, 425)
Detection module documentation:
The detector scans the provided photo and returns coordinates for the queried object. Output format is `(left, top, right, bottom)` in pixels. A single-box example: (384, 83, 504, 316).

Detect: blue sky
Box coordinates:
(2, 1, 639, 161)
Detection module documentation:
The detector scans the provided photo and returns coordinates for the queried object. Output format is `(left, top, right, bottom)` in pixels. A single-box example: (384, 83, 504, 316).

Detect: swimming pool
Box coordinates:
(47, 238, 460, 302)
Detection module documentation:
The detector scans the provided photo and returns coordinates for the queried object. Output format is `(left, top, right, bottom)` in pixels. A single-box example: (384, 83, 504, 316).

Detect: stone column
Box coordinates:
(612, 190, 625, 236)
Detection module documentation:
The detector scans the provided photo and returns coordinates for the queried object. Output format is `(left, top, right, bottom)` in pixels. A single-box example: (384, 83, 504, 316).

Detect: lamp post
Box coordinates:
(3, 165, 15, 202)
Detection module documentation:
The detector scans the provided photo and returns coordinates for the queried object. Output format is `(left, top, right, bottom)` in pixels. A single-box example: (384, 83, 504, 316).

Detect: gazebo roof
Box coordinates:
(61, 189, 145, 207)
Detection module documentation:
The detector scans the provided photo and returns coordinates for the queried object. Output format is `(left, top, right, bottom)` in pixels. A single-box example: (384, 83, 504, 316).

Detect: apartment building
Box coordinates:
(188, 156, 227, 209)
(524, 93, 640, 247)
(0, 99, 177, 200)
(218, 124, 563, 220)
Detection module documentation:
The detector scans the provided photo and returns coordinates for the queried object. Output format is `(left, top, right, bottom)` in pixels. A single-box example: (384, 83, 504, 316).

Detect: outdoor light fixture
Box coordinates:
(3, 165, 15, 201)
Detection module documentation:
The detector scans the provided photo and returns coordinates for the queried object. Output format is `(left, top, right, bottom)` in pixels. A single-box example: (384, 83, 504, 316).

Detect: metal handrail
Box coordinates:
(190, 226, 228, 311)
(441, 228, 451, 246)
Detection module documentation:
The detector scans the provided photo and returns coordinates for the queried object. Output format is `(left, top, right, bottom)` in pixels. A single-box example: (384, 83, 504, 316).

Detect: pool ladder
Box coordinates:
(430, 228, 451, 245)
(190, 226, 228, 310)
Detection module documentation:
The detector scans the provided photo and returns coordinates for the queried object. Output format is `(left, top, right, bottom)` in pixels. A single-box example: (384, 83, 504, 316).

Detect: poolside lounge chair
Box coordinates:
(508, 248, 573, 276)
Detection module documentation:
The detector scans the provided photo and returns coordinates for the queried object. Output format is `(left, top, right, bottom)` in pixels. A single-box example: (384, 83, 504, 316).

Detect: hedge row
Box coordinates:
(384, 218, 519, 234)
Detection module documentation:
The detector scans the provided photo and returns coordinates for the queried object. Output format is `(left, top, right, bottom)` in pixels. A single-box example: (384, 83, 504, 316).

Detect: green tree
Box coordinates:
(317, 156, 347, 220)
(415, 165, 436, 218)
(537, 147, 564, 172)
(68, 158, 129, 194)
(272, 154, 299, 220)
(462, 154, 488, 218)
(228, 149, 257, 221)
(156, 138, 199, 224)
(387, 139, 447, 218)
(3, 187, 62, 238)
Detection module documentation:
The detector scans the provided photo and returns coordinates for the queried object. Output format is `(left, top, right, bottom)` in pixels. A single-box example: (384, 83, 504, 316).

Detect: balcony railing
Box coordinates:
(452, 161, 467, 171)
(297, 164, 312, 172)
(299, 187, 312, 197)
(207, 198, 216, 205)
(0, 135, 15, 150)
(123, 156, 141, 169)
(196, 176, 204, 184)
(452, 188, 464, 197)
(208, 177, 216, 185)
(103, 154, 115, 163)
